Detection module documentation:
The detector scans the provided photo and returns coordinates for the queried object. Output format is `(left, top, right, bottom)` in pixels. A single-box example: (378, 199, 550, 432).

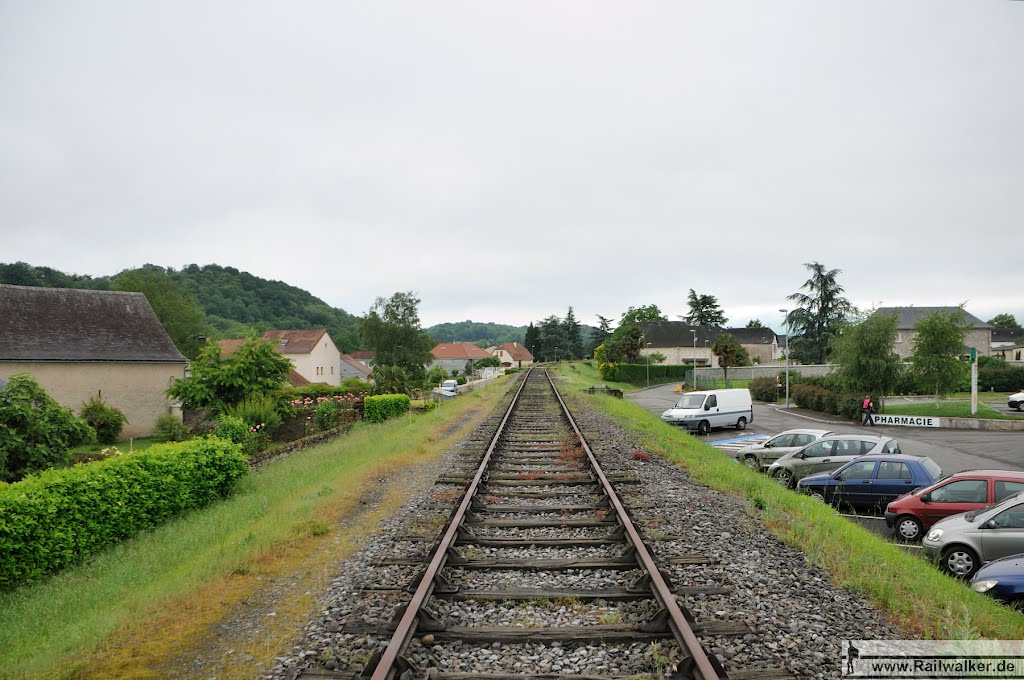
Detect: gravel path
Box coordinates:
(264, 378, 906, 679)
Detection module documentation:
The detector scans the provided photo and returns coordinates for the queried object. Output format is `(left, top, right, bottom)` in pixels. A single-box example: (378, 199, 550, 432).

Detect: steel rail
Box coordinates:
(546, 372, 724, 680)
(369, 368, 534, 680)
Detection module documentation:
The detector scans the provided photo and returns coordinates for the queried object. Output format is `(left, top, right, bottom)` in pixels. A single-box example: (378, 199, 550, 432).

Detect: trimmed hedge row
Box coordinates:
(600, 363, 691, 385)
(0, 437, 248, 590)
(364, 394, 411, 423)
(792, 384, 864, 420)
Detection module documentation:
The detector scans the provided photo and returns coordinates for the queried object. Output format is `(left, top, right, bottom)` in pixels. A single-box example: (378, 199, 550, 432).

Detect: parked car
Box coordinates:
(923, 492, 1024, 578)
(440, 379, 459, 395)
(884, 470, 1024, 542)
(1009, 391, 1024, 412)
(766, 434, 902, 489)
(732, 428, 834, 471)
(970, 553, 1024, 606)
(660, 388, 753, 434)
(796, 454, 943, 512)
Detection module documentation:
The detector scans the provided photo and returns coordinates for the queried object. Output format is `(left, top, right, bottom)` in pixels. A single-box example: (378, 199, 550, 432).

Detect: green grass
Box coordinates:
(69, 436, 164, 455)
(884, 401, 1021, 420)
(553, 362, 1024, 639)
(0, 382, 509, 679)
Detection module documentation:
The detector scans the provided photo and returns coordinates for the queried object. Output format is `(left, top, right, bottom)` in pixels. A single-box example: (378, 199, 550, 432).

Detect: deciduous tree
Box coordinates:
(988, 313, 1021, 330)
(114, 266, 210, 359)
(910, 308, 972, 402)
(0, 374, 95, 482)
(829, 311, 902, 404)
(166, 337, 293, 411)
(361, 291, 434, 379)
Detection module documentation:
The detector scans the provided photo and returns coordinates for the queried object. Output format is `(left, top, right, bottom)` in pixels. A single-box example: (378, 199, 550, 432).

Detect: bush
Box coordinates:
(315, 399, 340, 430)
(749, 376, 780, 402)
(221, 394, 285, 432)
(979, 364, 1024, 392)
(0, 374, 95, 482)
(80, 396, 127, 445)
(154, 414, 190, 442)
(456, 376, 467, 385)
(214, 415, 249, 444)
(364, 394, 411, 423)
(0, 437, 248, 589)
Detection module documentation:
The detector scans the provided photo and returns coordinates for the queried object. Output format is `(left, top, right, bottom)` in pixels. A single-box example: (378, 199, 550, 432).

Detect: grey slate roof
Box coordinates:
(0, 284, 187, 362)
(993, 328, 1024, 344)
(638, 321, 777, 347)
(873, 306, 992, 330)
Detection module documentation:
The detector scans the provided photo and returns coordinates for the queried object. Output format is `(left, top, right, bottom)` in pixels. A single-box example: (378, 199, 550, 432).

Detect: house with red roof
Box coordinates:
(491, 342, 534, 368)
(430, 342, 492, 374)
(218, 329, 343, 386)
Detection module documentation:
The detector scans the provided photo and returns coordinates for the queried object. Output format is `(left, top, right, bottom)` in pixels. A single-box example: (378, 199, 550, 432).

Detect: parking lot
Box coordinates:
(628, 384, 1024, 545)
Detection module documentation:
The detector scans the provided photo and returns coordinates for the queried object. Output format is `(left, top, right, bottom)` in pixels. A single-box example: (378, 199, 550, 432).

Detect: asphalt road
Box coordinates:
(627, 384, 1024, 475)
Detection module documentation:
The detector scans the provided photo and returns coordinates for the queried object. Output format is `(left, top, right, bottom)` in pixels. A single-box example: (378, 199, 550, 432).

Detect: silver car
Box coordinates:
(923, 492, 1024, 578)
(766, 434, 902, 489)
(732, 428, 834, 471)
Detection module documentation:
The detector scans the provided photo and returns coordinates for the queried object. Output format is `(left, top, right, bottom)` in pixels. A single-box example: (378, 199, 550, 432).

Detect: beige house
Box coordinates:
(219, 329, 343, 386)
(638, 321, 780, 367)
(491, 342, 535, 368)
(0, 284, 188, 438)
(873, 307, 992, 358)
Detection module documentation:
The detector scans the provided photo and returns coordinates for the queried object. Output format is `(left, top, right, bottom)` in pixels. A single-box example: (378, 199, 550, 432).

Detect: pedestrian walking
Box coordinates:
(862, 395, 875, 426)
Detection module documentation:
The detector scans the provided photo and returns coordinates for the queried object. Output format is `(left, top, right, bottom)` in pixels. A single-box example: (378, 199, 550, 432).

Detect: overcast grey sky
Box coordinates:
(2, 1, 1021, 332)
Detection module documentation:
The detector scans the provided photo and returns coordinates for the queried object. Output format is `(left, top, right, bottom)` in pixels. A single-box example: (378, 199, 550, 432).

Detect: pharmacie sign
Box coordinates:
(872, 414, 939, 428)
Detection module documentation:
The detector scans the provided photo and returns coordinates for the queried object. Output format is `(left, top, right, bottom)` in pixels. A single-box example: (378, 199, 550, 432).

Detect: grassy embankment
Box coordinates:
(883, 401, 1022, 420)
(553, 362, 1024, 639)
(0, 379, 511, 680)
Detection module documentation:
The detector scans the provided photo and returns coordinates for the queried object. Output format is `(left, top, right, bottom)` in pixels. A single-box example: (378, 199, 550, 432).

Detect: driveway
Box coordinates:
(628, 384, 1024, 475)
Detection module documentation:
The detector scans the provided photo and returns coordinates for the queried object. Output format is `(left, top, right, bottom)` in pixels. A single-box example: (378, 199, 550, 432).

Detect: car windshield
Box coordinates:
(674, 394, 706, 409)
(964, 494, 1022, 522)
(919, 458, 942, 481)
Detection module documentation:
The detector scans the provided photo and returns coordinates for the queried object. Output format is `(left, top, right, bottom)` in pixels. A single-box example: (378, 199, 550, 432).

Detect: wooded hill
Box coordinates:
(0, 262, 361, 353)
(424, 321, 527, 347)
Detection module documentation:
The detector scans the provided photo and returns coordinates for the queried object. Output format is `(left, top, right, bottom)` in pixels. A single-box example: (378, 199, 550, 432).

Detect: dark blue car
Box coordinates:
(970, 553, 1024, 606)
(796, 454, 943, 511)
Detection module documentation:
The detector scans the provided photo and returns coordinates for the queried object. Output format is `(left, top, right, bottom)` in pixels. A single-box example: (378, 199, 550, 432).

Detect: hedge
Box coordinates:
(979, 364, 1024, 392)
(600, 363, 691, 385)
(364, 394, 411, 423)
(0, 437, 248, 590)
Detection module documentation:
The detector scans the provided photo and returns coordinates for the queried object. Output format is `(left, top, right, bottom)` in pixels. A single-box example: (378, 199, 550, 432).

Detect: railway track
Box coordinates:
(294, 368, 792, 679)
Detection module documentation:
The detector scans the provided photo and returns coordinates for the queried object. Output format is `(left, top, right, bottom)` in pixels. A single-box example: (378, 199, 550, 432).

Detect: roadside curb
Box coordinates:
(767, 404, 1024, 432)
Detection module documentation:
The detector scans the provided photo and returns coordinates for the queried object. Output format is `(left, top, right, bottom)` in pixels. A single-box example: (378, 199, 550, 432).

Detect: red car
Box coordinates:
(884, 470, 1024, 541)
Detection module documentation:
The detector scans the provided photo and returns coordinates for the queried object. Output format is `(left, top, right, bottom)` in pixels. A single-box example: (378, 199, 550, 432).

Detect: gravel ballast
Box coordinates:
(264, 377, 905, 679)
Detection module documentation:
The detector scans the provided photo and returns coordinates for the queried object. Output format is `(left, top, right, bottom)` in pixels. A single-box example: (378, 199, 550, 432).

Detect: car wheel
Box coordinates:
(940, 545, 980, 578)
(774, 469, 794, 489)
(736, 417, 747, 430)
(809, 489, 826, 502)
(697, 420, 710, 435)
(1018, 403, 1024, 412)
(743, 455, 759, 471)
(895, 515, 923, 542)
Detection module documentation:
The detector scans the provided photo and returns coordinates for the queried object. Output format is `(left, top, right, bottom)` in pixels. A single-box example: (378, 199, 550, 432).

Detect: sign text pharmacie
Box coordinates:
(871, 414, 939, 428)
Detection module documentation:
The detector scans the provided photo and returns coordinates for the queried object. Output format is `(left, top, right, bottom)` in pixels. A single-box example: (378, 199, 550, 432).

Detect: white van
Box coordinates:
(660, 388, 753, 435)
(441, 379, 459, 395)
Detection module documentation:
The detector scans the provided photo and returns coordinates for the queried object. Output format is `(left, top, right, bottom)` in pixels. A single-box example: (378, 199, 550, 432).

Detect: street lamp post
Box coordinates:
(778, 309, 790, 409)
(691, 329, 698, 389)
(646, 342, 652, 388)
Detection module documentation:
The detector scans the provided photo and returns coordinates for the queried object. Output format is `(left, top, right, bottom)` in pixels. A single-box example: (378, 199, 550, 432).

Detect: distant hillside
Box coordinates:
(170, 264, 361, 350)
(425, 321, 527, 347)
(0, 262, 363, 352)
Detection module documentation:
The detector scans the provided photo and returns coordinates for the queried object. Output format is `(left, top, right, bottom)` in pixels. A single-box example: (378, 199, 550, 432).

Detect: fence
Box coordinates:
(693, 363, 838, 382)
